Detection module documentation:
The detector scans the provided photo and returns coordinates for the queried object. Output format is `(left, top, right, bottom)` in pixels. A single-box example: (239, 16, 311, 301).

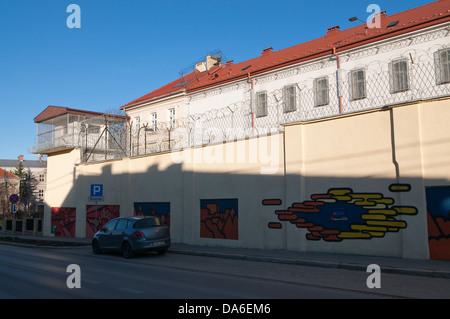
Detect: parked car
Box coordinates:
(92, 216, 170, 258)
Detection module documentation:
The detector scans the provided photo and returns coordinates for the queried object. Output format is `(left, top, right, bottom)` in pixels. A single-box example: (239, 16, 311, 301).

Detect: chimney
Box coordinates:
(18, 155, 24, 162)
(195, 61, 207, 72)
(261, 47, 273, 56)
(206, 55, 221, 70)
(326, 25, 340, 36)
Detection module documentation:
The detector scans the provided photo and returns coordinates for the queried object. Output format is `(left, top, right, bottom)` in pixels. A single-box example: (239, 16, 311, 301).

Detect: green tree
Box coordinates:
(12, 162, 37, 215)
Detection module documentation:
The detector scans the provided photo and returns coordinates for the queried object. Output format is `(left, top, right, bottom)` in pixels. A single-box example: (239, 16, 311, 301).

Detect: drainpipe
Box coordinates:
(332, 47, 343, 114)
(247, 72, 255, 133)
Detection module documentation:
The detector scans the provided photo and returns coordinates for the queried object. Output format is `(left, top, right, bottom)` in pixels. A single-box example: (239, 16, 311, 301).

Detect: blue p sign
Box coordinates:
(91, 184, 103, 197)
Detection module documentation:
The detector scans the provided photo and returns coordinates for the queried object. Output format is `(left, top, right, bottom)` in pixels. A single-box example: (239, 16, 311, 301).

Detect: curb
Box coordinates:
(168, 248, 450, 279)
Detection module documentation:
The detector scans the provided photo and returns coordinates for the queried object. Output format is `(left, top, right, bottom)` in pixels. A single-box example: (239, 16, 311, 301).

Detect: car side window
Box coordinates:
(116, 219, 129, 230)
(103, 220, 118, 231)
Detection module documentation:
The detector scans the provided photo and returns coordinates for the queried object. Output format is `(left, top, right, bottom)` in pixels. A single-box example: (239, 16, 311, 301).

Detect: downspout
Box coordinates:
(247, 72, 255, 133)
(332, 47, 343, 114)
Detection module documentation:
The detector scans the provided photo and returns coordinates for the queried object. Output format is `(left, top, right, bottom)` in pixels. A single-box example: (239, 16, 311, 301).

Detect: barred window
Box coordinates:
(314, 77, 329, 106)
(350, 68, 366, 100)
(436, 48, 450, 85)
(256, 91, 268, 117)
(283, 85, 296, 112)
(169, 108, 175, 128)
(151, 112, 157, 131)
(390, 59, 409, 93)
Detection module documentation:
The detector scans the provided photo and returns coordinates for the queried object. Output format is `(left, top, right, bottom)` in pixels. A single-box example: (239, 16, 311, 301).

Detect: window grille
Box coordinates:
(314, 77, 329, 106)
(435, 48, 450, 85)
(283, 85, 297, 112)
(350, 68, 366, 100)
(151, 112, 158, 131)
(169, 109, 175, 128)
(390, 59, 409, 93)
(256, 91, 268, 117)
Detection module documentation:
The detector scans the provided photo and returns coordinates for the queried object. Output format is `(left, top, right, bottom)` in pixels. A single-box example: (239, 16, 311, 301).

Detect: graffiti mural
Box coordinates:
(134, 202, 171, 227)
(266, 184, 417, 242)
(86, 205, 120, 238)
(51, 207, 76, 237)
(426, 187, 450, 261)
(200, 199, 238, 240)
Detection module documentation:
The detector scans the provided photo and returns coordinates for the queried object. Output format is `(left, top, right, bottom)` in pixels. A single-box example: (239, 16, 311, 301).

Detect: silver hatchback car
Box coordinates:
(92, 216, 171, 258)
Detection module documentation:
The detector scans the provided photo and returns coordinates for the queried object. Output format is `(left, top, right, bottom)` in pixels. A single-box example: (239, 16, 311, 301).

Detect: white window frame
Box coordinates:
(390, 59, 410, 93)
(349, 68, 367, 100)
(151, 112, 158, 131)
(169, 108, 175, 128)
(135, 116, 140, 133)
(435, 48, 450, 85)
(255, 91, 268, 117)
(283, 84, 297, 113)
(314, 77, 329, 106)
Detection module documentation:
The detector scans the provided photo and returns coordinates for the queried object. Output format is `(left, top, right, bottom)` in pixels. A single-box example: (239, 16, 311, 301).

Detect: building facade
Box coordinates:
(35, 1, 450, 260)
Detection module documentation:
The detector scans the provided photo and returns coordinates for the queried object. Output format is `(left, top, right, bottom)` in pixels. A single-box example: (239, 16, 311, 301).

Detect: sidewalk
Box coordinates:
(1, 234, 450, 279)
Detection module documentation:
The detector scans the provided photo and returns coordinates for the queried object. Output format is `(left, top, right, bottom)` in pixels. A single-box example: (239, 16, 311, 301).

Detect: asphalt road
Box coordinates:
(0, 243, 449, 302)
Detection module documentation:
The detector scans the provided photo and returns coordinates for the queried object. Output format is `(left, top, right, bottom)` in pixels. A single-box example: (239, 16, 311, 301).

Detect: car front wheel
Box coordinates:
(92, 240, 102, 255)
(122, 242, 134, 259)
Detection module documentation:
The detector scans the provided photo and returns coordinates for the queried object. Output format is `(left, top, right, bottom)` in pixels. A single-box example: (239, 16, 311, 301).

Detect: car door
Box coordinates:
(97, 219, 118, 249)
(109, 218, 129, 249)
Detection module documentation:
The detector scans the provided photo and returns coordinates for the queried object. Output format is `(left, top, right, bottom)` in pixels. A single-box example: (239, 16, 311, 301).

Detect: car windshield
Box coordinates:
(134, 217, 161, 228)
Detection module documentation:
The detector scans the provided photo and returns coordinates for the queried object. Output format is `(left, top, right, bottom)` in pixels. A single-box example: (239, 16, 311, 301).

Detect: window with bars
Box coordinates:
(435, 48, 450, 85)
(283, 85, 297, 112)
(151, 112, 157, 131)
(169, 108, 175, 128)
(349, 68, 367, 100)
(314, 77, 329, 106)
(390, 59, 409, 93)
(256, 91, 268, 117)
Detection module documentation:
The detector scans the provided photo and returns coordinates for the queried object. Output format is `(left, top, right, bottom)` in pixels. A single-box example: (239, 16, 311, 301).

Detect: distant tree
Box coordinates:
(11, 162, 37, 215)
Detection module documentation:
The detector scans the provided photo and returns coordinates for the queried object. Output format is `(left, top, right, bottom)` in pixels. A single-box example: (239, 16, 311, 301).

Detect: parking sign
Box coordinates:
(89, 184, 104, 202)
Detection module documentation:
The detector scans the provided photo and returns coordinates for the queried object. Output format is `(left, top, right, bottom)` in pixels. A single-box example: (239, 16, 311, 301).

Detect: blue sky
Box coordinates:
(0, 0, 433, 161)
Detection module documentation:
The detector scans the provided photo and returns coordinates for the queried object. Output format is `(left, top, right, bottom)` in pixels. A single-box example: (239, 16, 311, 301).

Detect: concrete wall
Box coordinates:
(42, 98, 450, 259)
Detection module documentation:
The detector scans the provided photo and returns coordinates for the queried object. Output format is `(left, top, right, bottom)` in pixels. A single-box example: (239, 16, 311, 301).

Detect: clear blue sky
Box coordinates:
(0, 0, 433, 161)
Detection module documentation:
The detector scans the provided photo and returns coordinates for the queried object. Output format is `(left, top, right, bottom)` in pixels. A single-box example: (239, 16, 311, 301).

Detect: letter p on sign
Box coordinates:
(91, 184, 103, 197)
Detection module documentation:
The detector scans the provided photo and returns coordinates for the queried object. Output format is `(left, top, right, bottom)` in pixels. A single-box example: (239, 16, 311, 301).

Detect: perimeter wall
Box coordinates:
(42, 98, 450, 260)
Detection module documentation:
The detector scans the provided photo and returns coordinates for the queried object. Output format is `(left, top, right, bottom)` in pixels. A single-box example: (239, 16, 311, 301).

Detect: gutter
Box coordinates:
(333, 47, 343, 114)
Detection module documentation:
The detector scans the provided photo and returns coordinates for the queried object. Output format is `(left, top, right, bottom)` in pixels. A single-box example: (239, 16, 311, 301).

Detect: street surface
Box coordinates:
(0, 243, 449, 301)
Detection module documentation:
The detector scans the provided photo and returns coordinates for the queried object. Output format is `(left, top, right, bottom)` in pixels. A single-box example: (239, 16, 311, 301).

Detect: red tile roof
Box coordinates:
(0, 168, 19, 179)
(120, 69, 209, 109)
(121, 0, 450, 105)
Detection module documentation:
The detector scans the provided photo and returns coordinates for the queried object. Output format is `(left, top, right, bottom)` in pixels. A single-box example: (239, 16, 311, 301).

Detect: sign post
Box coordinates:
(9, 194, 19, 237)
(89, 185, 104, 233)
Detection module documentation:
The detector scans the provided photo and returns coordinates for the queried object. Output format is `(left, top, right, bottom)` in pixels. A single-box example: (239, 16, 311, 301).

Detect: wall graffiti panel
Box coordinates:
(51, 207, 76, 238)
(86, 205, 120, 238)
(266, 184, 417, 242)
(200, 199, 238, 240)
(134, 202, 171, 227)
(426, 187, 450, 261)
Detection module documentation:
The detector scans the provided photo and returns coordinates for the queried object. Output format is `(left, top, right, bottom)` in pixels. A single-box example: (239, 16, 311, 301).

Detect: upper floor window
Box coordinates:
(349, 68, 366, 100)
(151, 112, 157, 131)
(135, 116, 140, 133)
(314, 77, 329, 106)
(39, 174, 45, 182)
(169, 108, 175, 128)
(256, 91, 268, 117)
(283, 85, 297, 112)
(435, 48, 450, 85)
(390, 59, 409, 93)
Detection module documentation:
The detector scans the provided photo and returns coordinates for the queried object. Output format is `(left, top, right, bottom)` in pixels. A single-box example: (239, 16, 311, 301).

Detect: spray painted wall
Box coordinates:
(42, 98, 450, 260)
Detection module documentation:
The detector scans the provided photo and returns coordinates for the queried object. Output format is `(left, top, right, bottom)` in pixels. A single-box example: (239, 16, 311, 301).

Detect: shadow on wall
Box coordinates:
(45, 155, 450, 261)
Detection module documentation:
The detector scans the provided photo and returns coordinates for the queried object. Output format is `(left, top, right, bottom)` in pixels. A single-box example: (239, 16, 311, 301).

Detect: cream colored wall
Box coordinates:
(42, 98, 450, 259)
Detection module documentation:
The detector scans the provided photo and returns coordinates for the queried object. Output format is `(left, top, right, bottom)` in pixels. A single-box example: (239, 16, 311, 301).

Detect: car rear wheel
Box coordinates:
(92, 240, 102, 255)
(122, 242, 134, 259)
